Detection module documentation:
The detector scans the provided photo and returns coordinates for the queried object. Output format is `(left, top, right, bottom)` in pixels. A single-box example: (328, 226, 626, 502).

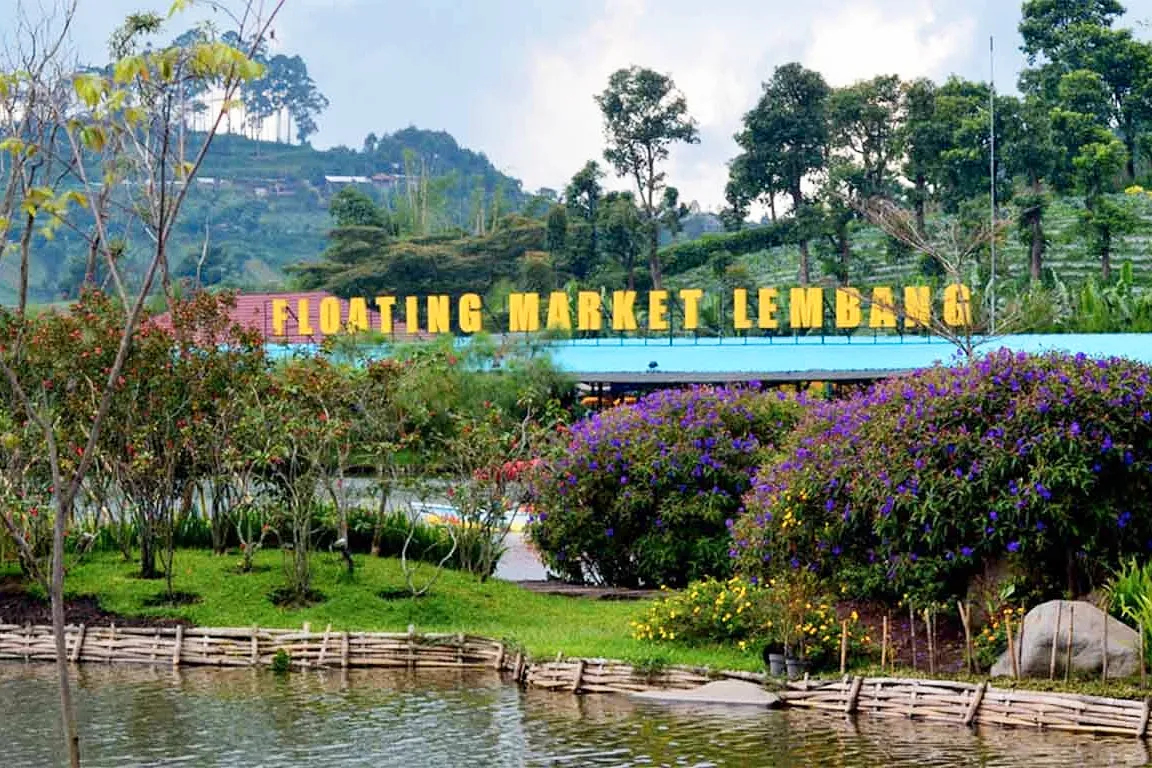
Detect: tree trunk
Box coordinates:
(52, 495, 81, 767)
(1101, 232, 1112, 282)
(914, 176, 926, 235)
(140, 515, 157, 579)
(838, 221, 851, 285)
(18, 212, 34, 318)
(768, 195, 777, 222)
(647, 218, 661, 289)
(1029, 176, 1044, 282)
(791, 188, 810, 285)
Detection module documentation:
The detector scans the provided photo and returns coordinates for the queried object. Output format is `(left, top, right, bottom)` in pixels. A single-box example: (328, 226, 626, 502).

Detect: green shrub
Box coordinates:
(734, 350, 1152, 605)
(528, 386, 801, 587)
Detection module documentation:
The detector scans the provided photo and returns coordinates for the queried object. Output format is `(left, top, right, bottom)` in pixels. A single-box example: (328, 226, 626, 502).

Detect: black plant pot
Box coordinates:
(767, 653, 786, 676)
(785, 657, 809, 680)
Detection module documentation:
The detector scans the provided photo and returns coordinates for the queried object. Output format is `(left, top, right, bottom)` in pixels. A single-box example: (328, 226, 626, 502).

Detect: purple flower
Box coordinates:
(961, 547, 974, 558)
(1118, 511, 1132, 529)
(1007, 541, 1020, 553)
(605, 527, 614, 538)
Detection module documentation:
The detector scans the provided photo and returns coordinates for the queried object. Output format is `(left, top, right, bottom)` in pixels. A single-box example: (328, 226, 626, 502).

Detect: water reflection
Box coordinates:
(0, 664, 1148, 767)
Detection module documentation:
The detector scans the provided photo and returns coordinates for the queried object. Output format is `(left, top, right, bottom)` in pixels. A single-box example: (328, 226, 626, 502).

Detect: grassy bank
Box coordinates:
(4, 549, 759, 672)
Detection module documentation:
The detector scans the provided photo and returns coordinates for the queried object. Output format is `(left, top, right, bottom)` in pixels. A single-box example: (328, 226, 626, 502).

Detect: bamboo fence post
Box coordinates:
(407, 624, 415, 669)
(907, 679, 918, 718)
(1065, 605, 1075, 684)
(1141, 621, 1146, 689)
(839, 620, 849, 675)
(172, 625, 183, 668)
(340, 632, 349, 669)
(924, 609, 936, 676)
(1049, 603, 1062, 680)
(845, 675, 864, 715)
(513, 651, 524, 683)
(1139, 697, 1152, 739)
(880, 616, 889, 671)
(1102, 611, 1111, 682)
(318, 624, 332, 667)
(456, 633, 465, 668)
(22, 623, 30, 662)
(957, 602, 973, 674)
(250, 626, 259, 666)
(107, 623, 116, 664)
(1006, 615, 1019, 680)
(494, 642, 506, 672)
(963, 681, 987, 726)
(571, 659, 585, 693)
(70, 624, 86, 663)
(909, 604, 917, 671)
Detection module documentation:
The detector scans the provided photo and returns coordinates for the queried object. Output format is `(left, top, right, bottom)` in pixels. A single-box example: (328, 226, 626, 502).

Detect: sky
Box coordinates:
(20, 0, 1152, 210)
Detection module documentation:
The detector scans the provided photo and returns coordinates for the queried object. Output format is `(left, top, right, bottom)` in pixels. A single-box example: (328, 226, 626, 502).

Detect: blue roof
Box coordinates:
(544, 333, 1152, 379)
(263, 333, 1152, 382)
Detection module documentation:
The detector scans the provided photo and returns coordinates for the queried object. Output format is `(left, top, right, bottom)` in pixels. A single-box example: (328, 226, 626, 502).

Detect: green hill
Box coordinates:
(15, 128, 528, 301)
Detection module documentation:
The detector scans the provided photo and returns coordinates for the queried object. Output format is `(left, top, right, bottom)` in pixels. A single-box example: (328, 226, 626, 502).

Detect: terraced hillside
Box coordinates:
(665, 195, 1152, 294)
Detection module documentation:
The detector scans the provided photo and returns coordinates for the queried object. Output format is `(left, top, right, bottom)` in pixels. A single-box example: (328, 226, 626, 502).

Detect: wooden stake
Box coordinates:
(845, 675, 863, 715)
(1065, 605, 1074, 684)
(963, 681, 987, 726)
(880, 616, 889, 671)
(70, 624, 86, 664)
(839, 620, 849, 674)
(957, 602, 973, 674)
(318, 624, 332, 666)
(1103, 610, 1110, 683)
(456, 632, 465, 668)
(924, 609, 936, 676)
(909, 604, 917, 671)
(1139, 697, 1152, 739)
(340, 632, 350, 669)
(1049, 602, 1062, 680)
(494, 642, 506, 672)
(250, 626, 259, 665)
(571, 659, 585, 693)
(172, 625, 183, 668)
(1005, 614, 1019, 680)
(1141, 620, 1146, 689)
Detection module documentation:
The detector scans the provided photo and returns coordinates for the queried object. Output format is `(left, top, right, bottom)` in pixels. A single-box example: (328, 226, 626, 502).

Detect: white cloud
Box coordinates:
(804, 1, 975, 86)
(491, 0, 981, 211)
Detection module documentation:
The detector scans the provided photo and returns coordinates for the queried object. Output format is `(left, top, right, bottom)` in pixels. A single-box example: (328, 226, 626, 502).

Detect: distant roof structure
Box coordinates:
(543, 333, 1152, 386)
(153, 291, 424, 345)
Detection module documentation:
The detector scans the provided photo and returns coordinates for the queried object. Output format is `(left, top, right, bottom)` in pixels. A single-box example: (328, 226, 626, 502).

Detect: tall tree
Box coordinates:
(1019, 0, 1152, 179)
(899, 78, 945, 234)
(562, 160, 604, 280)
(595, 66, 698, 289)
(1003, 95, 1060, 281)
(727, 62, 829, 283)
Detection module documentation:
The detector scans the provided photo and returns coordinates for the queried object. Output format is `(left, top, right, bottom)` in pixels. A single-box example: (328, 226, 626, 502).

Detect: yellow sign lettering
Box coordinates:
(405, 296, 420, 333)
(835, 288, 861, 329)
(943, 283, 972, 327)
(319, 296, 342, 335)
(427, 295, 451, 334)
(679, 288, 703, 330)
(459, 293, 482, 333)
(732, 288, 753, 330)
(577, 291, 602, 331)
(375, 296, 396, 334)
(758, 288, 779, 329)
(546, 292, 572, 330)
(904, 286, 930, 328)
(648, 290, 669, 331)
(790, 287, 823, 329)
(612, 290, 637, 331)
(297, 299, 314, 336)
(347, 297, 368, 332)
(868, 287, 897, 328)
(508, 292, 541, 332)
(271, 298, 289, 336)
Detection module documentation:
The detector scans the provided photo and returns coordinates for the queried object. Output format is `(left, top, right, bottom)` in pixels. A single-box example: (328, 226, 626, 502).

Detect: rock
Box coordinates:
(990, 600, 1140, 678)
(629, 679, 782, 708)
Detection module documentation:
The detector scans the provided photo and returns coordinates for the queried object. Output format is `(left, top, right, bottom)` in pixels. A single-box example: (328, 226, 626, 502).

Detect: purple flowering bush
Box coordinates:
(527, 386, 801, 587)
(734, 350, 1152, 604)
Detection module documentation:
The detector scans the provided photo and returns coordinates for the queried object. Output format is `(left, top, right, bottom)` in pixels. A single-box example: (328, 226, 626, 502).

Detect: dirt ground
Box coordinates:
(0, 577, 189, 628)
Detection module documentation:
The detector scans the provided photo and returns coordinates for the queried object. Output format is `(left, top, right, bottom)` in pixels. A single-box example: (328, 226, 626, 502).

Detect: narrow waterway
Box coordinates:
(0, 664, 1148, 767)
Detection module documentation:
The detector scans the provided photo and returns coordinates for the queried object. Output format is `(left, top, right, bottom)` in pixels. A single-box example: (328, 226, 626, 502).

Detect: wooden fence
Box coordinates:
(0, 622, 503, 670)
(782, 676, 1152, 738)
(5, 622, 1152, 740)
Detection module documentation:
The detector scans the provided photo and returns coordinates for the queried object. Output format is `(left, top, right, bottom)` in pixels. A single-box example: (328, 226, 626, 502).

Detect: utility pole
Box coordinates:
(989, 35, 997, 336)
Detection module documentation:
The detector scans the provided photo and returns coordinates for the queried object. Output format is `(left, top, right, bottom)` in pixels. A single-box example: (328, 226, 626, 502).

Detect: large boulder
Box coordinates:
(991, 600, 1141, 678)
(630, 679, 782, 708)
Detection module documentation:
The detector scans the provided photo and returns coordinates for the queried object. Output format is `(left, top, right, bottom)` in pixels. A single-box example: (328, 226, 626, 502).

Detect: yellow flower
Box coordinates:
(738, 640, 747, 651)
(850, 610, 859, 621)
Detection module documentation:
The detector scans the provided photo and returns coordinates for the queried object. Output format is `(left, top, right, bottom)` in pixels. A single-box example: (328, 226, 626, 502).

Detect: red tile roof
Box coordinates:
(154, 291, 426, 344)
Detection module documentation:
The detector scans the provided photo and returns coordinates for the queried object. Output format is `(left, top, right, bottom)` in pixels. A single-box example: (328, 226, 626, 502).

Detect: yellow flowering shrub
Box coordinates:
(631, 576, 769, 648)
(974, 605, 1026, 670)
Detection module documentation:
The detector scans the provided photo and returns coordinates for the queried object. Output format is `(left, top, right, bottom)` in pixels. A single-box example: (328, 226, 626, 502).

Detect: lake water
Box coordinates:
(1, 665, 1149, 767)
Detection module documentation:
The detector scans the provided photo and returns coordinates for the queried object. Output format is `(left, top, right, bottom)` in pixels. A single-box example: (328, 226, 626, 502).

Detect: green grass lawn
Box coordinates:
(25, 549, 760, 672)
